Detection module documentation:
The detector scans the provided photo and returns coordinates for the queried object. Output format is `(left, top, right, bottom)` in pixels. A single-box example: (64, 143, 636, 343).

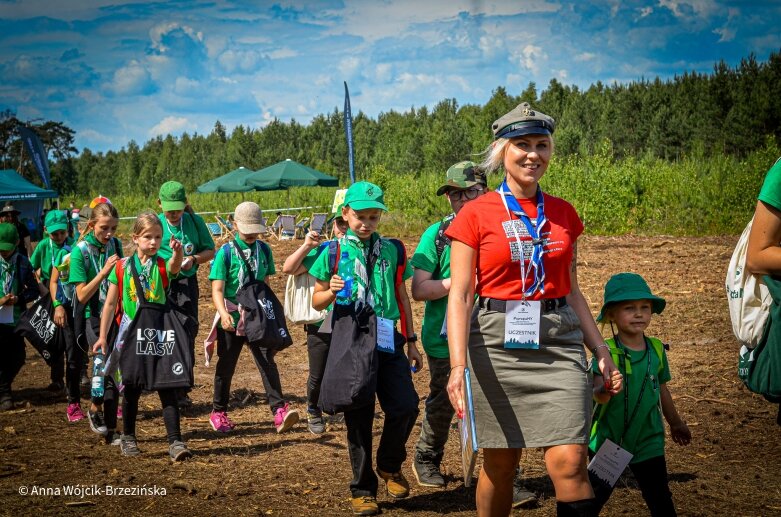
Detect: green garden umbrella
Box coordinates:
(196, 166, 255, 193)
(245, 159, 339, 190)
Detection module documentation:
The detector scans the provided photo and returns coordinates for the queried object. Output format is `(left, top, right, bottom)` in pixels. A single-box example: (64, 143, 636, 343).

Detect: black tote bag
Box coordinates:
(113, 259, 194, 390)
(16, 295, 64, 365)
(231, 241, 293, 350)
(318, 302, 379, 415)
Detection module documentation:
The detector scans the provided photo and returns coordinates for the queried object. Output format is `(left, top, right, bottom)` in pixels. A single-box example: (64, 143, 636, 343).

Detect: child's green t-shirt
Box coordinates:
(308, 230, 412, 322)
(410, 217, 452, 358)
(589, 338, 672, 464)
(209, 238, 275, 304)
(67, 234, 123, 317)
(108, 255, 169, 320)
(759, 159, 781, 211)
(157, 212, 215, 278)
(30, 238, 67, 282)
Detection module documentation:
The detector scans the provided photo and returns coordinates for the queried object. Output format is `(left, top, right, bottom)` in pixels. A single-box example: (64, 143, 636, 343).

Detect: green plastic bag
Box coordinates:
(739, 275, 781, 403)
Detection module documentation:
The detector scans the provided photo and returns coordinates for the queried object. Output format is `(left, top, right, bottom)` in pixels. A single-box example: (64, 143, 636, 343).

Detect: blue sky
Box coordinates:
(1, 0, 779, 154)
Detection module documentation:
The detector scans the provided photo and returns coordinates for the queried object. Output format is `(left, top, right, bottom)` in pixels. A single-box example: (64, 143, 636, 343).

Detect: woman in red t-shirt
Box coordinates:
(445, 102, 623, 516)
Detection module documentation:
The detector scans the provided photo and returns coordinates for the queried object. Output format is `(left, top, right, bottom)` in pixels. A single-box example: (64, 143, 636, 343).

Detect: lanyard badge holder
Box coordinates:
(498, 180, 547, 350)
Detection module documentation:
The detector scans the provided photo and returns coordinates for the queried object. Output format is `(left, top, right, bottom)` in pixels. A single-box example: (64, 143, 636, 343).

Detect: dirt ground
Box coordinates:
(1, 235, 780, 516)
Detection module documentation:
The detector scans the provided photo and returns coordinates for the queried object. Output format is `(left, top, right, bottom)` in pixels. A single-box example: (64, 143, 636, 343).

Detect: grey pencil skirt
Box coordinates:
(466, 303, 592, 449)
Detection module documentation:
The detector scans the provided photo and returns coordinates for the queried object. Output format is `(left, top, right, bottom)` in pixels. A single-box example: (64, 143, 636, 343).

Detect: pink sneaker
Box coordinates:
(67, 403, 85, 423)
(274, 403, 300, 433)
(209, 411, 235, 433)
(117, 405, 123, 419)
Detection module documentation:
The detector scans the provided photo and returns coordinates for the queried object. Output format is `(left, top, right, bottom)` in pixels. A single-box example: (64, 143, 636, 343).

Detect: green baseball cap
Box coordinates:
(436, 161, 487, 196)
(343, 181, 387, 212)
(159, 181, 187, 211)
(597, 272, 666, 323)
(44, 209, 69, 233)
(492, 102, 556, 140)
(0, 222, 19, 252)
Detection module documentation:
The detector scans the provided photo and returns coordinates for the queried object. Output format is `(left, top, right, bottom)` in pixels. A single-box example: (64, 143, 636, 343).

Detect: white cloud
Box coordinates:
(557, 69, 568, 80)
(516, 45, 547, 75)
(658, 0, 719, 20)
(374, 63, 392, 83)
(713, 27, 735, 43)
(575, 52, 596, 62)
(149, 22, 204, 53)
(637, 6, 653, 19)
(267, 48, 298, 59)
(148, 116, 195, 138)
(338, 56, 361, 77)
(110, 60, 155, 96)
(218, 49, 266, 74)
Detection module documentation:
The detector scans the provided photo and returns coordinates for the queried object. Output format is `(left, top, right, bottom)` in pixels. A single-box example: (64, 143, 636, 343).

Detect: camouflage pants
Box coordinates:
(414, 354, 455, 465)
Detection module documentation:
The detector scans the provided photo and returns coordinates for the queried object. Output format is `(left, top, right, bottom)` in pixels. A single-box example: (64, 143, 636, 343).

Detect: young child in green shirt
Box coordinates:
(0, 223, 40, 410)
(93, 212, 191, 460)
(30, 209, 72, 394)
(311, 181, 422, 516)
(208, 201, 299, 435)
(589, 272, 691, 516)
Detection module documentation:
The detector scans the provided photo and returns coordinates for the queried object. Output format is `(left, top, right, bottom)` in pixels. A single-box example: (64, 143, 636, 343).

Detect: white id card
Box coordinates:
(439, 311, 448, 339)
(587, 438, 633, 487)
(376, 316, 395, 353)
(504, 300, 540, 349)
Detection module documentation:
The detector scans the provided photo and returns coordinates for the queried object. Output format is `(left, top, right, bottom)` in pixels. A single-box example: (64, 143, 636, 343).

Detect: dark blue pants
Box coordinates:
(0, 324, 25, 399)
(305, 324, 331, 414)
(345, 333, 419, 497)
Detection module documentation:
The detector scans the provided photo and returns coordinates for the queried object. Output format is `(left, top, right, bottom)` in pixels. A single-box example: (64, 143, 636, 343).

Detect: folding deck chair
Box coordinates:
(278, 214, 296, 240)
(309, 213, 328, 236)
(294, 216, 310, 239)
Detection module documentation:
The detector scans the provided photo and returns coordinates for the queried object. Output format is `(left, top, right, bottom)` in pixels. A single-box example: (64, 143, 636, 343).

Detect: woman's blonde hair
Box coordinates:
(132, 211, 163, 237)
(478, 135, 556, 174)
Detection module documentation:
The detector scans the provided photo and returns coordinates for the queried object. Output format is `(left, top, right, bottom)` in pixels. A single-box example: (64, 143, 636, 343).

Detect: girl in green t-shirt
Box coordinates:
(590, 273, 691, 516)
(93, 212, 192, 461)
(68, 202, 123, 442)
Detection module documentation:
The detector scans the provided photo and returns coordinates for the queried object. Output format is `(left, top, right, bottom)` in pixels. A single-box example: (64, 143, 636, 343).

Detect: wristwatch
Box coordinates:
(406, 333, 418, 344)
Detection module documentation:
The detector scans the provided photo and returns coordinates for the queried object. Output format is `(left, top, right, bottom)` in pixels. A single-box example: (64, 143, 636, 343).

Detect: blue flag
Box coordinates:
(18, 126, 51, 189)
(343, 81, 355, 184)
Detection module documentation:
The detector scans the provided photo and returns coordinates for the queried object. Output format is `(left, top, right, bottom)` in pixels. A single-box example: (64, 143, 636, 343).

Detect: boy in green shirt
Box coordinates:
(208, 201, 299, 435)
(311, 182, 422, 516)
(30, 209, 71, 392)
(0, 223, 40, 410)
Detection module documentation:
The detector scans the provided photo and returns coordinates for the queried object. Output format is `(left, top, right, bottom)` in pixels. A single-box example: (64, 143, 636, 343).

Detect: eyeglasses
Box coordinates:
(446, 188, 484, 201)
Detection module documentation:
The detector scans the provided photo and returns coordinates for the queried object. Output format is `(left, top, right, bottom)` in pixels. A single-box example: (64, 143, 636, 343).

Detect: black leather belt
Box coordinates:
(304, 323, 322, 334)
(478, 296, 567, 313)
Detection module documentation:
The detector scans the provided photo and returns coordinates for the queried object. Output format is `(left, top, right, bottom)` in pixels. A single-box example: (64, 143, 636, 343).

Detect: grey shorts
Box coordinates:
(467, 303, 591, 449)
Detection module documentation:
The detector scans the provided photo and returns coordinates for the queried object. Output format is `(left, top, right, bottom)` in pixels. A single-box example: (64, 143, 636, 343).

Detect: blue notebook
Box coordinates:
(458, 367, 479, 487)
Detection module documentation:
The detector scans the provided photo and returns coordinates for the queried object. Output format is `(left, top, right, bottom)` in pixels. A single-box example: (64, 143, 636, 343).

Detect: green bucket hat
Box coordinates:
(343, 181, 387, 212)
(436, 161, 487, 196)
(159, 181, 187, 212)
(0, 222, 19, 252)
(44, 210, 69, 233)
(597, 272, 666, 322)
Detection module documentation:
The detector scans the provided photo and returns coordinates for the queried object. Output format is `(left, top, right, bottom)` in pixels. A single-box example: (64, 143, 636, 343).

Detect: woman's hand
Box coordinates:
(447, 365, 466, 418)
(304, 231, 321, 248)
(329, 275, 345, 294)
(100, 254, 119, 279)
(92, 337, 107, 355)
(53, 305, 67, 328)
(170, 236, 182, 253)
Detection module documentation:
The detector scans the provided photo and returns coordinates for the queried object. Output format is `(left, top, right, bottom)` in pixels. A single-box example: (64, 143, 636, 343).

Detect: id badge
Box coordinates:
(504, 300, 540, 349)
(587, 438, 633, 487)
(376, 316, 395, 353)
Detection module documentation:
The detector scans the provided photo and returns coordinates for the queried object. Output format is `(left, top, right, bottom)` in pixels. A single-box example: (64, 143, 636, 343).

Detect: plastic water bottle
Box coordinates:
(91, 353, 105, 399)
(335, 252, 353, 305)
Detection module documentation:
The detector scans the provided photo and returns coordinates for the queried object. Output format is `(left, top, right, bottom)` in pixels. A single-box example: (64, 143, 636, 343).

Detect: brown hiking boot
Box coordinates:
(377, 469, 409, 499)
(350, 495, 379, 515)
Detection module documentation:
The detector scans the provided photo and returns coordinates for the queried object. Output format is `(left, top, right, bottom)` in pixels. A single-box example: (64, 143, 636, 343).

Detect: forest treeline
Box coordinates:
(1, 51, 780, 199)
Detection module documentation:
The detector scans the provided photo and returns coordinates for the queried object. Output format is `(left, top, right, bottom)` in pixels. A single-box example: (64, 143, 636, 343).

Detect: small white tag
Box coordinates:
(504, 300, 540, 349)
(376, 316, 395, 353)
(587, 438, 634, 487)
(439, 311, 448, 339)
